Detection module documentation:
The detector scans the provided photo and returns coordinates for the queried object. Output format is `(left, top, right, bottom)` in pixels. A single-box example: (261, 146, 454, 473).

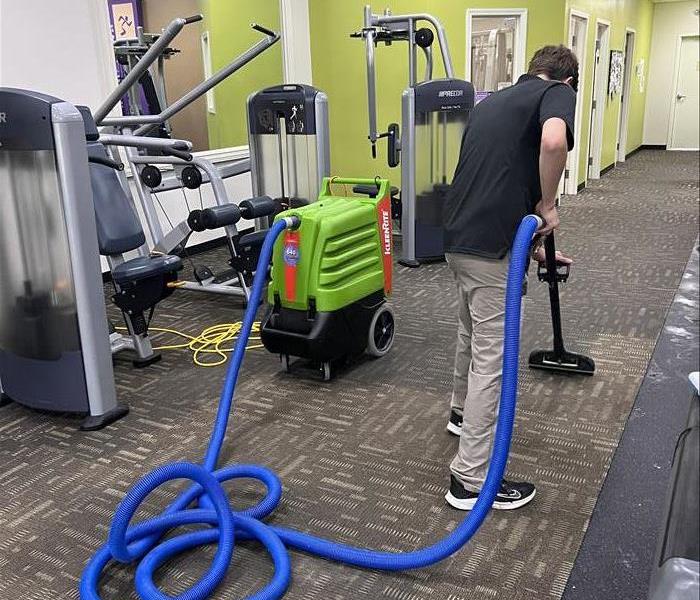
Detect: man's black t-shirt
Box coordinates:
(443, 74, 576, 258)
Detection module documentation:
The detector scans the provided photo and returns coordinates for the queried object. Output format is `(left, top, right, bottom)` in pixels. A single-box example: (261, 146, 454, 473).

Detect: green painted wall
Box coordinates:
(566, 0, 654, 183)
(309, 0, 653, 187)
(310, 0, 565, 181)
(199, 0, 283, 149)
(309, 0, 415, 181)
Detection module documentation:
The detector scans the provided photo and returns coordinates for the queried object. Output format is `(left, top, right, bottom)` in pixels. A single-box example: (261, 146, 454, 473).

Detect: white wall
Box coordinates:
(643, 1, 700, 145)
(0, 0, 117, 113)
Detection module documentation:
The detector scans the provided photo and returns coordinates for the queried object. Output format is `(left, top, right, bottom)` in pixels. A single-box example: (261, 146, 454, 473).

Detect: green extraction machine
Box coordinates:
(261, 177, 396, 380)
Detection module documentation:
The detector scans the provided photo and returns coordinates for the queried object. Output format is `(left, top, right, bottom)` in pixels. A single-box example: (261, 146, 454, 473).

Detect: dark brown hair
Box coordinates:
(528, 45, 579, 91)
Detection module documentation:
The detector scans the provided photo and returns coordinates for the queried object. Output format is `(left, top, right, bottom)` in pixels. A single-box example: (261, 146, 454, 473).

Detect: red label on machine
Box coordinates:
(376, 195, 393, 295)
(283, 230, 300, 302)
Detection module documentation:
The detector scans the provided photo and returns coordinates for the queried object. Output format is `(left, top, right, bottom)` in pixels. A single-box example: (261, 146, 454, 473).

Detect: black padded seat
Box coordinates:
(239, 230, 268, 248)
(112, 255, 182, 285)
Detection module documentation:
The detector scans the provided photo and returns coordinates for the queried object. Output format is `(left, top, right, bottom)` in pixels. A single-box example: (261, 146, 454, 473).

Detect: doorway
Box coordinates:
(587, 20, 610, 180)
(466, 9, 528, 97)
(616, 29, 635, 162)
(668, 35, 700, 150)
(564, 10, 588, 195)
(141, 0, 210, 151)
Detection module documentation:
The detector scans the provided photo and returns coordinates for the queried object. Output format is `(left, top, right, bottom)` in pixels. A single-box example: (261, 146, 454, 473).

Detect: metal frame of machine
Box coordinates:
(85, 129, 187, 367)
(247, 83, 331, 230)
(113, 26, 180, 136)
(353, 5, 474, 267)
(96, 15, 281, 302)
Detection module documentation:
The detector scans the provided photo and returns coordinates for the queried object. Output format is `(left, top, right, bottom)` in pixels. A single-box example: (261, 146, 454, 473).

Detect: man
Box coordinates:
(442, 45, 578, 510)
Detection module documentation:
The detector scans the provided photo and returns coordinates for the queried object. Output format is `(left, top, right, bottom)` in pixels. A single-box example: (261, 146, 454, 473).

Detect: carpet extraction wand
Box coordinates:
(528, 232, 595, 375)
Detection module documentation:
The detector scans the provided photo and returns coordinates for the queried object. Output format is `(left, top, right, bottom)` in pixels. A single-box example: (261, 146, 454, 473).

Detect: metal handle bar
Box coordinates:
(98, 134, 193, 152)
(370, 11, 454, 77)
(95, 16, 193, 124)
(98, 22, 280, 132)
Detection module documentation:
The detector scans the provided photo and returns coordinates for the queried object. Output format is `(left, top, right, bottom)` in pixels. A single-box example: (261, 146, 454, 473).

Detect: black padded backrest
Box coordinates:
(87, 143, 146, 255)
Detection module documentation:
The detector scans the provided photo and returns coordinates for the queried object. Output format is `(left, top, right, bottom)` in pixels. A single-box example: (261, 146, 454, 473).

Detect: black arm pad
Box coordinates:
(201, 204, 242, 229)
(239, 196, 277, 219)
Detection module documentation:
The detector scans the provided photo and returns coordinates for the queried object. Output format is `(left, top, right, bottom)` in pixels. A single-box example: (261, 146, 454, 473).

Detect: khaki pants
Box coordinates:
(446, 251, 509, 492)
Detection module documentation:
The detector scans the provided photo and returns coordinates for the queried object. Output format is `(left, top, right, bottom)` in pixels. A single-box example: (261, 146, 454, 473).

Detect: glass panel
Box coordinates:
(0, 150, 81, 360)
(251, 130, 320, 208)
(471, 15, 518, 93)
(251, 134, 285, 201)
(285, 134, 320, 206)
(415, 110, 468, 200)
(412, 109, 468, 258)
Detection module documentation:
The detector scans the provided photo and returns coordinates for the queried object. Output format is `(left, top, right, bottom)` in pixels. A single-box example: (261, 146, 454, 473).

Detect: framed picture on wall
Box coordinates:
(109, 1, 141, 40)
(609, 50, 624, 96)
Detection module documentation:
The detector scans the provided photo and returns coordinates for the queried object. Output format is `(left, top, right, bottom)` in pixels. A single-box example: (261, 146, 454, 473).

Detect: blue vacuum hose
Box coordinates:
(80, 214, 542, 599)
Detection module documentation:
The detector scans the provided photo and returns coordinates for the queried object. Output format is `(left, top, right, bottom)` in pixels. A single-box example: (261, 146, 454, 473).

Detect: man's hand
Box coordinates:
(532, 244, 573, 265)
(534, 200, 560, 234)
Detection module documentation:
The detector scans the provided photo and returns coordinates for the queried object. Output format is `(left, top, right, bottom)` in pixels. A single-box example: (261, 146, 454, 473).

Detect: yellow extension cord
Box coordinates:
(116, 322, 263, 367)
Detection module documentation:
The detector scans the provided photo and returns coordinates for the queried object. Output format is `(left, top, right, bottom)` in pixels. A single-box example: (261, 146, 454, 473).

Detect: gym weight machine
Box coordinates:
(97, 15, 282, 302)
(353, 5, 474, 266)
(0, 89, 130, 429)
(247, 84, 330, 225)
(83, 113, 186, 367)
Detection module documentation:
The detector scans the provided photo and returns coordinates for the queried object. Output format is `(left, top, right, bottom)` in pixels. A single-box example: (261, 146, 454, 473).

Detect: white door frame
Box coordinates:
(279, 0, 313, 85)
(667, 33, 700, 150)
(465, 8, 529, 85)
(587, 18, 611, 179)
(616, 28, 636, 162)
(200, 31, 216, 114)
(565, 9, 589, 195)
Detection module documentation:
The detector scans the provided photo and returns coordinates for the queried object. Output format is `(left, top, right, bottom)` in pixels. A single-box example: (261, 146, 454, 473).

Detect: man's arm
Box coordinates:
(535, 117, 569, 234)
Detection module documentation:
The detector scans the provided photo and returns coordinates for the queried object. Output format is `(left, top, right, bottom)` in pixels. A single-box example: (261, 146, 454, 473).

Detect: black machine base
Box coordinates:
(262, 291, 386, 363)
(528, 349, 595, 375)
(1, 393, 129, 430)
(279, 354, 351, 382)
(398, 258, 420, 268)
(262, 290, 395, 382)
(132, 352, 162, 369)
(80, 404, 130, 431)
(399, 254, 446, 268)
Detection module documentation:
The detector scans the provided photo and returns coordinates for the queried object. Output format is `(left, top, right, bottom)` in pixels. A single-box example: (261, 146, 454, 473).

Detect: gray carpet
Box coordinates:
(563, 239, 699, 600)
(0, 150, 697, 600)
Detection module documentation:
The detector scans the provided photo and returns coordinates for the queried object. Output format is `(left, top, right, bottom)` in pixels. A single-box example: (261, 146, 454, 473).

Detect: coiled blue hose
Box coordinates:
(80, 214, 542, 599)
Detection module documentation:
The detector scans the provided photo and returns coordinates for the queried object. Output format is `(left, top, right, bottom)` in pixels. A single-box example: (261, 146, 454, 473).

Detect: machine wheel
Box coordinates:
(322, 362, 332, 381)
(367, 303, 395, 358)
(280, 354, 292, 373)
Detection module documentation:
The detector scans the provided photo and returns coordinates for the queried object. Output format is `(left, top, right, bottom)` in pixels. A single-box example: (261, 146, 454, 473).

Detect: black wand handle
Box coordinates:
(544, 233, 566, 356)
